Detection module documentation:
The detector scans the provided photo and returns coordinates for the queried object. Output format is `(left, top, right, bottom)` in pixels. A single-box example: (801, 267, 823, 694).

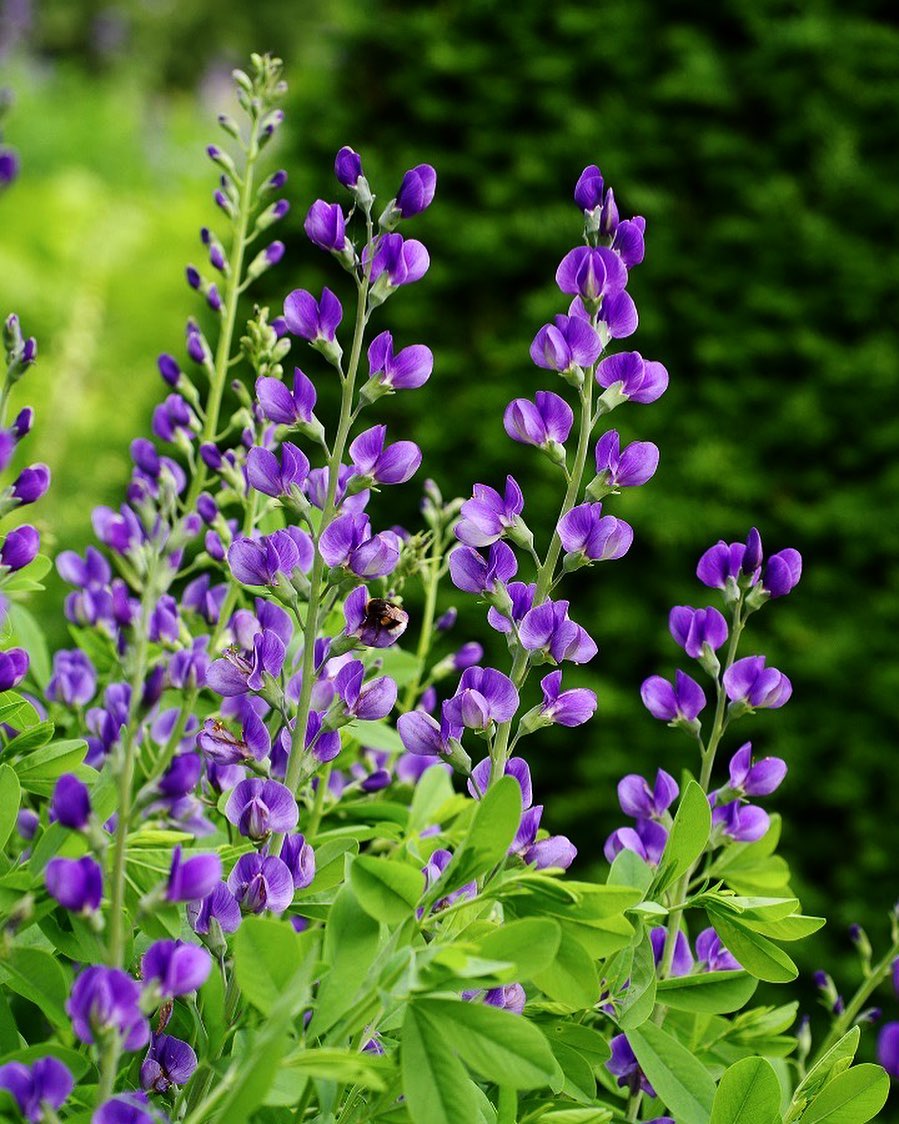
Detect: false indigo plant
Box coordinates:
(0, 51, 893, 1124)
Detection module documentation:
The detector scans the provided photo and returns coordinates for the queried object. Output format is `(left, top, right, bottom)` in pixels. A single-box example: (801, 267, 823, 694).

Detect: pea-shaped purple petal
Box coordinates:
(668, 606, 729, 659)
(395, 163, 437, 218)
(142, 939, 212, 997)
(641, 670, 706, 722)
(225, 778, 299, 840)
(228, 852, 294, 915)
(723, 656, 792, 709)
(45, 856, 103, 913)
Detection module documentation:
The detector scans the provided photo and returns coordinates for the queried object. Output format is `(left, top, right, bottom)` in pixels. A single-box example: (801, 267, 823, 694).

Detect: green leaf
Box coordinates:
(6, 605, 50, 689)
(617, 931, 657, 1030)
(790, 1027, 860, 1109)
(742, 913, 826, 941)
(413, 997, 556, 1089)
(656, 971, 758, 1013)
(475, 917, 561, 980)
(710, 1056, 781, 1123)
(800, 1064, 889, 1123)
(0, 766, 21, 851)
(233, 916, 316, 1015)
(0, 947, 71, 1032)
(408, 764, 455, 832)
(436, 775, 522, 895)
(15, 739, 89, 796)
(1, 720, 54, 759)
(0, 692, 40, 731)
(707, 912, 798, 983)
(655, 779, 712, 893)
(627, 1021, 716, 1124)
(531, 930, 598, 1011)
(280, 1046, 395, 1090)
(350, 854, 425, 924)
(346, 720, 405, 753)
(402, 1004, 481, 1124)
(309, 883, 381, 1036)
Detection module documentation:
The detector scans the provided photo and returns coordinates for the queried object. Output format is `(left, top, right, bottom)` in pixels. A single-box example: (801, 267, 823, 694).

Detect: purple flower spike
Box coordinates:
(228, 853, 294, 915)
(727, 743, 787, 795)
(668, 606, 729, 660)
(304, 200, 347, 252)
(449, 541, 518, 595)
(335, 659, 397, 721)
(142, 939, 212, 998)
(618, 769, 679, 819)
(650, 926, 694, 977)
(604, 819, 669, 867)
(395, 163, 437, 218)
(503, 391, 574, 450)
(187, 882, 242, 935)
(283, 287, 342, 346)
(695, 927, 741, 972)
(713, 800, 770, 842)
(594, 430, 660, 488)
(256, 368, 317, 426)
(723, 656, 792, 710)
(443, 666, 519, 730)
(595, 351, 668, 405)
(67, 966, 149, 1051)
(225, 778, 299, 840)
(763, 548, 802, 598)
(539, 670, 597, 727)
(455, 476, 525, 548)
(530, 314, 602, 374)
(367, 330, 433, 390)
(45, 856, 103, 913)
(246, 442, 310, 498)
(141, 1033, 197, 1092)
(165, 846, 222, 903)
(558, 502, 633, 563)
(519, 599, 598, 665)
(349, 424, 422, 485)
(641, 670, 707, 723)
(0, 1057, 73, 1123)
(555, 245, 628, 303)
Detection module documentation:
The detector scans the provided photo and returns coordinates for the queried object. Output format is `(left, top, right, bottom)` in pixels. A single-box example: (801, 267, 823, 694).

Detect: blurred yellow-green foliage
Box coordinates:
(3, 0, 899, 1022)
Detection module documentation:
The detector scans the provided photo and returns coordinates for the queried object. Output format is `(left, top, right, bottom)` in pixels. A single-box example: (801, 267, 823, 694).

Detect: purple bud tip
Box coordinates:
(265, 241, 285, 265)
(157, 354, 181, 387)
(207, 145, 221, 159)
(200, 227, 211, 245)
(186, 266, 201, 290)
(268, 170, 288, 189)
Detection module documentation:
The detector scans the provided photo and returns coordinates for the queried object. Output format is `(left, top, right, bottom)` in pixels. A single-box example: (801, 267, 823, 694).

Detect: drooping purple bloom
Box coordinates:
(45, 856, 102, 913)
(555, 245, 628, 302)
(394, 164, 437, 218)
(246, 442, 310, 498)
(0, 524, 40, 570)
(142, 940, 211, 998)
(342, 586, 409, 648)
(763, 548, 802, 598)
(538, 670, 597, 727)
(67, 967, 149, 1051)
(595, 351, 668, 404)
(723, 656, 792, 710)
(695, 927, 741, 972)
(518, 599, 598, 665)
(187, 882, 242, 935)
(367, 330, 433, 390)
(319, 514, 400, 579)
(140, 1033, 197, 1093)
(165, 846, 222, 903)
(228, 853, 294, 915)
(224, 778, 299, 840)
(280, 833, 316, 890)
(594, 430, 659, 488)
(640, 670, 707, 723)
(604, 818, 668, 867)
(727, 743, 787, 796)
(283, 287, 342, 346)
(668, 606, 729, 660)
(349, 425, 422, 485)
(334, 660, 397, 721)
(558, 502, 633, 562)
(712, 799, 770, 843)
(256, 368, 317, 426)
(449, 541, 517, 595)
(455, 477, 525, 548)
(49, 773, 92, 829)
(503, 391, 573, 449)
(618, 770, 679, 819)
(649, 926, 694, 977)
(0, 1057, 73, 1123)
(530, 314, 602, 373)
(607, 1034, 655, 1097)
(303, 200, 347, 252)
(443, 666, 519, 730)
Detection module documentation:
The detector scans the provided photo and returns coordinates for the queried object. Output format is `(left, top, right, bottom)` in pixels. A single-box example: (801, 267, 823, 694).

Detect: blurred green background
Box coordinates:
(2, 0, 899, 1033)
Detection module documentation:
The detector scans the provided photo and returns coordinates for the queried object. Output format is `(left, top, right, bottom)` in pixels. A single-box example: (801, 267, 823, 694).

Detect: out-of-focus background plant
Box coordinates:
(2, 0, 898, 999)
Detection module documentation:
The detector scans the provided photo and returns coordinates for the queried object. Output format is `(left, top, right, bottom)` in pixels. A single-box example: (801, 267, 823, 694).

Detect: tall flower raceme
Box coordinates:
(0, 73, 895, 1124)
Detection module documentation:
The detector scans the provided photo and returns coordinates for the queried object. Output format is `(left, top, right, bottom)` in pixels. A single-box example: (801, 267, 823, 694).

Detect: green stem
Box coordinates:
(306, 762, 331, 838)
(812, 934, 899, 1064)
(497, 1085, 518, 1124)
(402, 529, 444, 711)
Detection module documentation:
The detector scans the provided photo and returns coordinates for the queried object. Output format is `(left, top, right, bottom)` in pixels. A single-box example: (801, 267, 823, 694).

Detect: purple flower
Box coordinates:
(334, 660, 397, 721)
(641, 670, 707, 723)
(246, 442, 310, 498)
(0, 1057, 73, 1123)
(468, 757, 533, 805)
(649, 926, 694, 977)
(604, 818, 669, 866)
(503, 391, 574, 450)
(558, 502, 633, 563)
(487, 581, 535, 633)
(726, 743, 787, 796)
(1, 524, 40, 570)
(449, 541, 517, 595)
(140, 1033, 197, 1093)
(723, 656, 792, 710)
(695, 927, 741, 972)
(0, 147, 20, 189)
(16, 809, 38, 840)
(555, 245, 628, 302)
(530, 314, 602, 374)
(618, 770, 679, 819)
(422, 848, 476, 912)
(45, 856, 103, 913)
(165, 846, 222, 903)
(280, 833, 316, 890)
(397, 709, 461, 758)
(668, 606, 729, 660)
(93, 1092, 156, 1124)
(607, 1034, 654, 1097)
(712, 799, 770, 843)
(11, 463, 51, 505)
(187, 882, 242, 935)
(443, 666, 519, 730)
(225, 778, 299, 840)
(538, 670, 597, 727)
(519, 599, 598, 664)
(256, 368, 317, 425)
(49, 773, 92, 829)
(367, 331, 433, 390)
(395, 164, 437, 218)
(335, 145, 364, 188)
(227, 529, 312, 587)
(878, 1022, 899, 1078)
(696, 531, 761, 591)
(0, 647, 32, 691)
(573, 164, 618, 234)
(595, 351, 668, 404)
(283, 288, 342, 347)
(366, 233, 430, 299)
(142, 940, 211, 998)
(67, 966, 149, 1051)
(455, 476, 525, 548)
(304, 200, 347, 252)
(593, 430, 659, 488)
(319, 514, 400, 579)
(349, 425, 422, 485)
(228, 853, 294, 915)
(763, 548, 802, 598)
(343, 587, 409, 648)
